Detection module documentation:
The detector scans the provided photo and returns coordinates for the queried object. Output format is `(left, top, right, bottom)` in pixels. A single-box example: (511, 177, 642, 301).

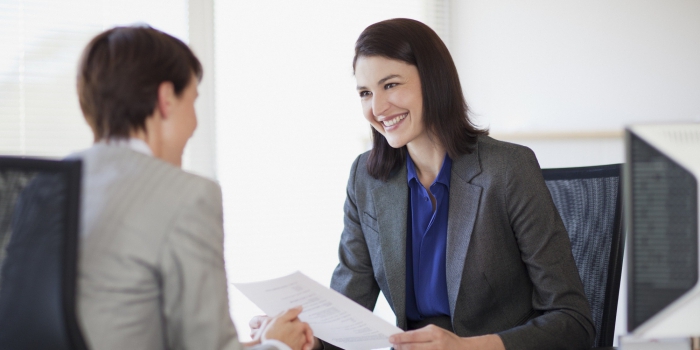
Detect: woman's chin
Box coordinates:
(385, 138, 407, 149)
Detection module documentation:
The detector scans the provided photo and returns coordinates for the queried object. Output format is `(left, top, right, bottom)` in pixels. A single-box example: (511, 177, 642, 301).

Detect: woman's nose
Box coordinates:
(371, 92, 389, 118)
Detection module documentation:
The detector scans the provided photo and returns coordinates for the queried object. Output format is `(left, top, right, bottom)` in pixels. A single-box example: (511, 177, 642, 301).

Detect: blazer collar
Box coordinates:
(451, 141, 482, 184)
(371, 164, 409, 329)
(445, 144, 483, 318)
(372, 166, 408, 329)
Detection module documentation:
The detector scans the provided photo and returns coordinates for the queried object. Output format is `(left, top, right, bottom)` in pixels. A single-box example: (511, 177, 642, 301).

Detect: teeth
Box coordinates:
(382, 113, 407, 127)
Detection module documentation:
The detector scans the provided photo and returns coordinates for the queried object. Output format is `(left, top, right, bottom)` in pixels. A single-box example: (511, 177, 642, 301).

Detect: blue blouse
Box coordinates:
(405, 153, 452, 321)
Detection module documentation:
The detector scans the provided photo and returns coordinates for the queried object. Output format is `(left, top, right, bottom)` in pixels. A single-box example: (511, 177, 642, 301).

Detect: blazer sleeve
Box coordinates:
(157, 180, 279, 350)
(323, 155, 381, 350)
(496, 147, 596, 350)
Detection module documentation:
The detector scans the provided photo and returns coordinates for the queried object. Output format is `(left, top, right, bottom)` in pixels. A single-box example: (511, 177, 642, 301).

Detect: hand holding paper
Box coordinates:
(255, 306, 314, 350)
(234, 271, 403, 350)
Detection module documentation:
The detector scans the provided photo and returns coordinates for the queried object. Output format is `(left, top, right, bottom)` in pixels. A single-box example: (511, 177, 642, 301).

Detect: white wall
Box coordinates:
(449, 1, 700, 344)
(450, 0, 700, 168)
(183, 0, 217, 180)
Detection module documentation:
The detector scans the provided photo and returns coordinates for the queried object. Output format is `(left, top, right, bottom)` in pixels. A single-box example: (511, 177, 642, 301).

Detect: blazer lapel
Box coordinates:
(371, 166, 409, 329)
(446, 146, 483, 318)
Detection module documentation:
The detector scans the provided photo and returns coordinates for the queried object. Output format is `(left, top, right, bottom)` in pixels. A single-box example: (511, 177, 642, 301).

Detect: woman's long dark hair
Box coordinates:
(353, 18, 488, 181)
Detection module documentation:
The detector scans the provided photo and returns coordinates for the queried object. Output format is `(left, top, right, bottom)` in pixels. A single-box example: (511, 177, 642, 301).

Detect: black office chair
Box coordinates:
(542, 164, 624, 348)
(0, 157, 88, 350)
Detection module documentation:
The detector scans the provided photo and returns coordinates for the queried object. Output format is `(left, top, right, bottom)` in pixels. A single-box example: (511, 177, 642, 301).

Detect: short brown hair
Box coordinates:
(77, 25, 202, 140)
(353, 18, 488, 181)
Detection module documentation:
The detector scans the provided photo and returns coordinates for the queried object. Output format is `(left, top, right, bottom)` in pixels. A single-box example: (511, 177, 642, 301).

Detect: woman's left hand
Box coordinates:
(389, 325, 466, 349)
(389, 325, 505, 350)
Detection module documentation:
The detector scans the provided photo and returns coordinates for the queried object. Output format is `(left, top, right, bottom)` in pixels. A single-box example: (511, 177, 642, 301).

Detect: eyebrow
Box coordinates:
(356, 74, 402, 90)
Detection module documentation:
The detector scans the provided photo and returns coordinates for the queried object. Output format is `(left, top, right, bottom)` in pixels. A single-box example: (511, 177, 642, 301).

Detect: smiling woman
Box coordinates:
(352, 19, 486, 182)
(322, 18, 597, 350)
(355, 58, 424, 149)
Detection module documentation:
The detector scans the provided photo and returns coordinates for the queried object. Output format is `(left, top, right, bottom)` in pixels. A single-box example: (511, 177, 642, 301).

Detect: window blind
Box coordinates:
(0, 0, 188, 158)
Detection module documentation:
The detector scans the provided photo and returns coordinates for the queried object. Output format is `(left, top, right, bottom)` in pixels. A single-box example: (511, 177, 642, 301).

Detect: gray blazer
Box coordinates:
(74, 145, 275, 350)
(329, 136, 595, 350)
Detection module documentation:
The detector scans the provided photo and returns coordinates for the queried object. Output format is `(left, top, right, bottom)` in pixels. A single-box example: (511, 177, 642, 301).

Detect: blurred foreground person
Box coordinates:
(74, 26, 312, 350)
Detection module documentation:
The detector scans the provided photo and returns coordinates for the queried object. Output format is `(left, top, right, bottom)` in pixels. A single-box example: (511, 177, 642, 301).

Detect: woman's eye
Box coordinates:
(384, 83, 398, 89)
(359, 91, 371, 98)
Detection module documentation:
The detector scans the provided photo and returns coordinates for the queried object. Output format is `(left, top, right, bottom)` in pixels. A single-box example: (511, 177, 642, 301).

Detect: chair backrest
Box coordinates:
(0, 156, 87, 350)
(542, 164, 624, 348)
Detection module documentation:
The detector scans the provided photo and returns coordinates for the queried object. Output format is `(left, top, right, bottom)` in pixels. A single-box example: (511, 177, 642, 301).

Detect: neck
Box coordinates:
(128, 112, 182, 167)
(130, 127, 162, 159)
(407, 136, 446, 187)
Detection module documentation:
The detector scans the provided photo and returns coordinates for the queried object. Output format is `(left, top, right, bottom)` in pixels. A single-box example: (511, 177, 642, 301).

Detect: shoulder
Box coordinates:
(470, 136, 549, 211)
(75, 145, 221, 233)
(473, 136, 541, 178)
(348, 150, 400, 190)
(450, 136, 542, 193)
(477, 135, 538, 165)
(352, 150, 371, 175)
(74, 144, 220, 196)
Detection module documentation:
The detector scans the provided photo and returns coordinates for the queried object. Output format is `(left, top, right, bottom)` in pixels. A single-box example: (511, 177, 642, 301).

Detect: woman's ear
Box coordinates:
(156, 81, 176, 120)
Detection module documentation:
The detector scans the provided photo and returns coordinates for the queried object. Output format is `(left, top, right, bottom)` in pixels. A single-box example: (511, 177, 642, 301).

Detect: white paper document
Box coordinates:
(233, 271, 403, 350)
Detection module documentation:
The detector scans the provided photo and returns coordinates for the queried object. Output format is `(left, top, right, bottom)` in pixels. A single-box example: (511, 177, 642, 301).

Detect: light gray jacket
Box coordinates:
(329, 136, 595, 350)
(74, 144, 275, 350)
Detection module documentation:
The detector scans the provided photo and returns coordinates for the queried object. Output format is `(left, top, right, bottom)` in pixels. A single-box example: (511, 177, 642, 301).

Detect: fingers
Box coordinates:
(310, 336, 322, 350)
(390, 325, 438, 344)
(390, 326, 466, 350)
(302, 323, 314, 350)
(395, 344, 435, 350)
(291, 320, 313, 350)
(249, 315, 272, 339)
(275, 305, 303, 322)
(249, 315, 269, 329)
(262, 308, 313, 350)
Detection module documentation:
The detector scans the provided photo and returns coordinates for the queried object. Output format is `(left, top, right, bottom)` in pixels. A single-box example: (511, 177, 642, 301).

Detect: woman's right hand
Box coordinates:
(249, 307, 315, 350)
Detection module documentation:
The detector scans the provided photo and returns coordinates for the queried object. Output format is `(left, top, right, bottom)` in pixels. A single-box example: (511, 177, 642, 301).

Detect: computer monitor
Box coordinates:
(625, 123, 700, 338)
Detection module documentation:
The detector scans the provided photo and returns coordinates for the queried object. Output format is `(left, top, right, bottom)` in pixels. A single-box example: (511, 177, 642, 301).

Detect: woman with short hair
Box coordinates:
(74, 26, 312, 350)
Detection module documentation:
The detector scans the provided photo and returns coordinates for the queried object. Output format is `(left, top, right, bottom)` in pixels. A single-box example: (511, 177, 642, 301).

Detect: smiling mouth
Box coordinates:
(382, 113, 408, 127)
